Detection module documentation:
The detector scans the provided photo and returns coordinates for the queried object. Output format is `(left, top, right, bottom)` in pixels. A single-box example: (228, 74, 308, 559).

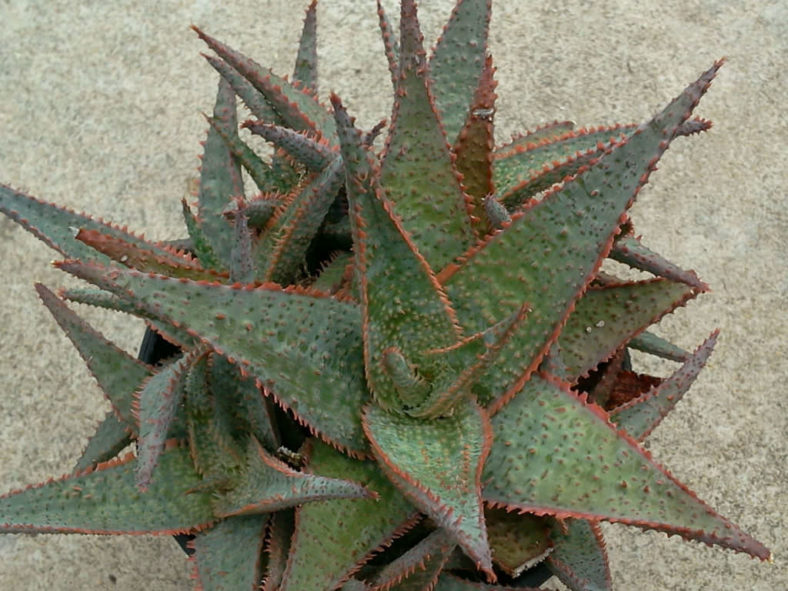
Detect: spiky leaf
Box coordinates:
(434, 573, 538, 591)
(376, 0, 399, 88)
(0, 446, 215, 535)
(610, 235, 706, 289)
(195, 27, 336, 141)
(371, 528, 455, 591)
(333, 93, 461, 411)
(628, 330, 690, 362)
(363, 400, 494, 578)
(74, 412, 132, 472)
(0, 184, 170, 265)
(494, 120, 575, 154)
(279, 440, 417, 591)
(547, 519, 612, 591)
(557, 278, 697, 382)
(189, 516, 268, 591)
(483, 374, 770, 559)
(379, 0, 473, 270)
(214, 437, 371, 517)
(205, 114, 279, 194)
(76, 228, 219, 281)
(185, 353, 246, 481)
(135, 351, 198, 490)
(58, 261, 370, 455)
(444, 61, 724, 413)
(36, 283, 151, 433)
(255, 158, 344, 285)
(429, 0, 492, 143)
(261, 510, 294, 591)
(493, 125, 634, 204)
(196, 77, 244, 268)
(454, 55, 497, 236)
(293, 0, 318, 92)
(485, 508, 552, 578)
(612, 331, 718, 440)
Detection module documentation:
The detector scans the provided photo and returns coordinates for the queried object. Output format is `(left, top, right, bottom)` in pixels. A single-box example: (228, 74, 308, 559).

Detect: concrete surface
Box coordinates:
(0, 0, 784, 589)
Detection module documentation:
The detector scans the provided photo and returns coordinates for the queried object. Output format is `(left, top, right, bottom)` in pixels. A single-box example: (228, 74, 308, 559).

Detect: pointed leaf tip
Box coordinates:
(430, 0, 493, 143)
(484, 374, 771, 560)
(379, 0, 474, 270)
(363, 400, 495, 580)
(214, 437, 372, 518)
(293, 0, 319, 92)
(0, 447, 214, 535)
(34, 282, 151, 434)
(612, 330, 720, 440)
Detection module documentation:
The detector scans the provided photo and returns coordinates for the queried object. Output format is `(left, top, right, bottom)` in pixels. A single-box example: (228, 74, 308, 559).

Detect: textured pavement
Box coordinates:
(0, 0, 785, 589)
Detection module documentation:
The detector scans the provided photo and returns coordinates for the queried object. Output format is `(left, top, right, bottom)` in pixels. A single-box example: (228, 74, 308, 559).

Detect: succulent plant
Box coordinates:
(0, 0, 771, 589)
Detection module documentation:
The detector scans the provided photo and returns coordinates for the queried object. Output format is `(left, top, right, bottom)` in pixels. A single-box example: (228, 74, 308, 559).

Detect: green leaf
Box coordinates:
(35, 283, 151, 434)
(0, 446, 215, 535)
(75, 228, 220, 281)
(412, 303, 529, 418)
(628, 330, 690, 362)
(59, 286, 198, 352)
(195, 27, 336, 141)
(279, 440, 417, 591)
(135, 350, 199, 490)
(494, 120, 575, 154)
(311, 251, 353, 294)
(214, 437, 371, 517)
(202, 53, 277, 122)
(485, 508, 552, 578)
(261, 510, 294, 591)
(73, 411, 132, 472)
(228, 199, 256, 283)
(182, 198, 223, 270)
(376, 0, 399, 89)
(610, 235, 707, 290)
(547, 519, 612, 591)
(494, 124, 634, 204)
(429, 0, 492, 143)
(58, 260, 370, 456)
(206, 114, 280, 194)
(189, 516, 268, 591)
(332, 94, 461, 411)
(434, 573, 533, 590)
(497, 110, 711, 211)
(197, 76, 245, 268)
(557, 278, 697, 382)
(293, 0, 318, 92)
(209, 353, 278, 453)
(453, 55, 497, 236)
(255, 158, 344, 285)
(0, 184, 169, 265)
(229, 196, 281, 230)
(612, 331, 718, 440)
(341, 580, 371, 591)
(363, 400, 494, 578)
(378, 0, 473, 271)
(370, 528, 455, 590)
(185, 353, 246, 481)
(444, 61, 725, 413)
(244, 121, 336, 172)
(483, 374, 770, 559)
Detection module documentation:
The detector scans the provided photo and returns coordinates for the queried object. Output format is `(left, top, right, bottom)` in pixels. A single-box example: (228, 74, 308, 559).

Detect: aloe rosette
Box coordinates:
(0, 1, 770, 589)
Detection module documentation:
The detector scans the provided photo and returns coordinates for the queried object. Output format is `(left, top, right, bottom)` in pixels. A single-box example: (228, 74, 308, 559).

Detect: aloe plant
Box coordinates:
(0, 1, 770, 589)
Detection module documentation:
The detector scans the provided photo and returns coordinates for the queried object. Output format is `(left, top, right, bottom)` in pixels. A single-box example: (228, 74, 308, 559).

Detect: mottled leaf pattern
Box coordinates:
(0, 2, 768, 589)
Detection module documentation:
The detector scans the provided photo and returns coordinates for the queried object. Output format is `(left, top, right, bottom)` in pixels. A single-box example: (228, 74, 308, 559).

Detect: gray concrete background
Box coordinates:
(0, 0, 784, 589)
